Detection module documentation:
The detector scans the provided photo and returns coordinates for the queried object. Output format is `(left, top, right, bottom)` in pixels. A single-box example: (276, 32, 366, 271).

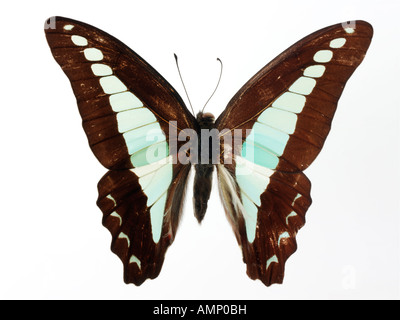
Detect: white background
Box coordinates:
(1, 0, 399, 299)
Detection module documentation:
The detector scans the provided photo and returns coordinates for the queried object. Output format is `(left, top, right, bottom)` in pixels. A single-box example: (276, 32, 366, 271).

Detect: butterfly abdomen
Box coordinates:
(193, 163, 214, 222)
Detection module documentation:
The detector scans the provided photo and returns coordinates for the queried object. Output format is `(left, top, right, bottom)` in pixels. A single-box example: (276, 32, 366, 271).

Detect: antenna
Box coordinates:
(202, 58, 223, 113)
(174, 53, 195, 116)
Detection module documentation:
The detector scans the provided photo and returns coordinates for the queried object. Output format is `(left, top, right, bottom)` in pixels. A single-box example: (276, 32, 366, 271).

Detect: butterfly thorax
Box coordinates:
(193, 111, 216, 223)
(196, 111, 216, 160)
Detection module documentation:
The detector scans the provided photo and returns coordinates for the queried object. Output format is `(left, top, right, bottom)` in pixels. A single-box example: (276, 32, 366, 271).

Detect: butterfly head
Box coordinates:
(196, 111, 215, 127)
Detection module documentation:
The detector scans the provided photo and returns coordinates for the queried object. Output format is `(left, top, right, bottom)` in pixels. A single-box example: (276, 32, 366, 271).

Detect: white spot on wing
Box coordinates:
(116, 107, 157, 133)
(131, 155, 172, 178)
(139, 161, 171, 206)
(286, 211, 297, 225)
(266, 255, 278, 270)
(258, 107, 298, 134)
(272, 92, 306, 113)
(129, 255, 142, 269)
(71, 35, 88, 46)
(240, 194, 258, 243)
(330, 38, 347, 48)
(123, 123, 166, 155)
(234, 156, 274, 243)
(131, 156, 173, 244)
(313, 50, 333, 63)
(106, 194, 117, 206)
(235, 154, 275, 178)
(289, 76, 317, 95)
(291, 193, 302, 206)
(118, 232, 130, 247)
(303, 65, 326, 78)
(64, 24, 74, 30)
(149, 193, 168, 243)
(110, 212, 122, 226)
(91, 63, 113, 76)
(99, 75, 128, 94)
(236, 166, 270, 206)
(109, 92, 143, 112)
(83, 48, 103, 61)
(278, 232, 290, 246)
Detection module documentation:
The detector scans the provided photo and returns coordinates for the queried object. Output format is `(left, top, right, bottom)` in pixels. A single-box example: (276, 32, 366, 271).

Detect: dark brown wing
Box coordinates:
(97, 161, 191, 285)
(217, 20, 373, 171)
(45, 16, 195, 285)
(216, 21, 373, 286)
(45, 16, 196, 169)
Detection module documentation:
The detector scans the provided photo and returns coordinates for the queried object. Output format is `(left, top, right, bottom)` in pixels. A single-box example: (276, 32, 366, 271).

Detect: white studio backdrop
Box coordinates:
(0, 0, 399, 299)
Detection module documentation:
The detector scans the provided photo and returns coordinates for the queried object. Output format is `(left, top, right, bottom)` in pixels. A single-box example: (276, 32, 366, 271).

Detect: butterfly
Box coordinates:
(44, 17, 373, 286)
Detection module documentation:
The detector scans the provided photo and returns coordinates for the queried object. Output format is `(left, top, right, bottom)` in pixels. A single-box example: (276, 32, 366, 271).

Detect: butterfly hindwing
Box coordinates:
(216, 21, 373, 285)
(45, 17, 194, 285)
(217, 160, 312, 285)
(97, 161, 191, 285)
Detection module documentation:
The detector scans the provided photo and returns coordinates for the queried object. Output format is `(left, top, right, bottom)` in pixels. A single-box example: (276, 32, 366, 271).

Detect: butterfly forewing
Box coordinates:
(216, 21, 372, 286)
(45, 16, 195, 169)
(217, 21, 372, 171)
(45, 16, 195, 285)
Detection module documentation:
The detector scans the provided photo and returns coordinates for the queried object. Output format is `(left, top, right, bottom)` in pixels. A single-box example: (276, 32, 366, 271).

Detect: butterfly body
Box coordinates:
(45, 17, 372, 286)
(193, 111, 216, 222)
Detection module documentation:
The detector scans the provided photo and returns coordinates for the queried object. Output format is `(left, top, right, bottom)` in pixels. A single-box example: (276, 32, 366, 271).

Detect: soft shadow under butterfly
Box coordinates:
(45, 17, 372, 286)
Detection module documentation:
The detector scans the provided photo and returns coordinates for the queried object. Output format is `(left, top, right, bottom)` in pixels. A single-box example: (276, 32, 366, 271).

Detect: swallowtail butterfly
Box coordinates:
(44, 17, 373, 286)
